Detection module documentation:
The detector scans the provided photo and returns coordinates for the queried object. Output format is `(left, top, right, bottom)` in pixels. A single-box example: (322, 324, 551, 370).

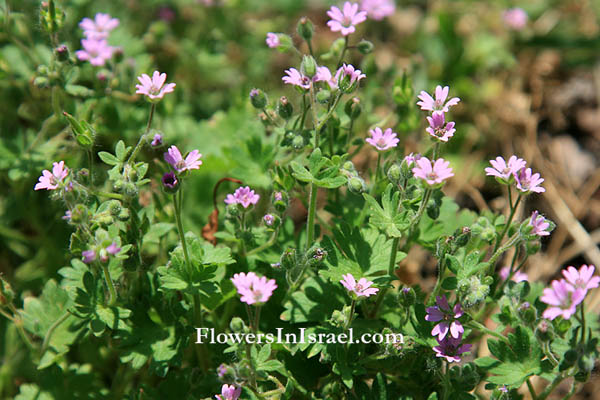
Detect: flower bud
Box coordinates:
(307, 246, 327, 266)
(316, 89, 331, 104)
(454, 227, 471, 248)
(162, 172, 179, 194)
(300, 55, 317, 78)
(459, 276, 489, 308)
(518, 302, 536, 324)
(398, 287, 416, 307)
(225, 202, 241, 217)
(263, 213, 280, 229)
(525, 240, 541, 255)
(54, 44, 69, 62)
(297, 17, 314, 42)
(230, 317, 246, 332)
(357, 39, 374, 54)
(331, 309, 345, 327)
(347, 176, 367, 194)
(249, 88, 268, 109)
(277, 96, 293, 120)
(0, 276, 14, 306)
(344, 97, 362, 119)
(292, 135, 305, 150)
(70, 204, 88, 224)
(272, 191, 288, 212)
(578, 355, 595, 373)
(387, 163, 401, 184)
(535, 320, 554, 342)
(342, 161, 356, 174)
(560, 349, 578, 371)
(280, 247, 297, 270)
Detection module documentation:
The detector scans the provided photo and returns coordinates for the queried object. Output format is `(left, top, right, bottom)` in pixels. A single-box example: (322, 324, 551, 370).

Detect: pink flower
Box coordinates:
(404, 153, 421, 166)
(100, 242, 121, 262)
(164, 145, 203, 173)
(541, 279, 585, 320)
(412, 157, 454, 186)
(263, 214, 275, 226)
(79, 13, 119, 40)
(217, 364, 227, 378)
(426, 111, 455, 142)
(266, 32, 279, 48)
(34, 161, 69, 191)
(499, 267, 528, 283)
(224, 186, 260, 209)
(514, 167, 545, 194)
(365, 127, 399, 151)
(82, 250, 96, 264)
(529, 211, 550, 237)
(562, 265, 599, 293)
(215, 384, 241, 400)
(360, 0, 395, 20)
(340, 273, 379, 297)
(485, 155, 527, 182)
(327, 2, 368, 36)
(151, 134, 163, 147)
(334, 64, 366, 91)
(417, 85, 460, 113)
(282, 68, 312, 90)
(315, 66, 338, 89)
(135, 71, 176, 100)
(433, 333, 472, 363)
(425, 295, 464, 341)
(231, 272, 277, 305)
(75, 39, 114, 66)
(503, 8, 528, 30)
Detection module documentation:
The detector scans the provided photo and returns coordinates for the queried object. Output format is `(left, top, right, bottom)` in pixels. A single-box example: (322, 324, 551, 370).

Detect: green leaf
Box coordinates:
(258, 359, 284, 372)
(441, 277, 458, 290)
(257, 343, 271, 363)
(281, 276, 345, 323)
(363, 185, 411, 238)
(115, 140, 130, 161)
(97, 151, 120, 166)
(290, 161, 314, 183)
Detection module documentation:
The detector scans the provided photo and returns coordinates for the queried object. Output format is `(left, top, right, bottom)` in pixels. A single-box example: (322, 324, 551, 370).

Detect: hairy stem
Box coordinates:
(127, 102, 155, 165)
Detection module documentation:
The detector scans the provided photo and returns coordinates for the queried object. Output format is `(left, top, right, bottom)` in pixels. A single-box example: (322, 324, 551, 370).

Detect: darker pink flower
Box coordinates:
(135, 71, 176, 101)
(224, 186, 260, 208)
(514, 167, 545, 194)
(34, 161, 69, 191)
(417, 85, 460, 113)
(426, 112, 455, 142)
(327, 2, 367, 36)
(529, 211, 550, 237)
(365, 127, 399, 151)
(433, 333, 472, 363)
(164, 145, 202, 173)
(215, 384, 241, 400)
(425, 295, 464, 341)
(340, 273, 379, 297)
(412, 157, 454, 185)
(266, 32, 279, 48)
(485, 155, 526, 183)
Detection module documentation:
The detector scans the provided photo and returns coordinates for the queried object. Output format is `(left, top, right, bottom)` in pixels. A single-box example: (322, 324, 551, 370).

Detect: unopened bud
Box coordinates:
(277, 96, 293, 119)
(347, 176, 366, 194)
(54, 44, 69, 61)
(344, 97, 362, 119)
(249, 88, 267, 109)
(230, 317, 245, 332)
(387, 163, 401, 184)
(301, 55, 317, 78)
(297, 17, 314, 42)
(535, 320, 554, 342)
(162, 172, 179, 194)
(357, 39, 374, 54)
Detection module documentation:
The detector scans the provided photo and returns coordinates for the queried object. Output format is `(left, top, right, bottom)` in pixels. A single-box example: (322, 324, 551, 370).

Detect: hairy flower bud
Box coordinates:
(297, 17, 314, 42)
(387, 163, 401, 184)
(249, 88, 267, 109)
(280, 247, 297, 270)
(518, 302, 536, 324)
(0, 276, 14, 306)
(292, 135, 305, 150)
(300, 55, 317, 78)
(347, 176, 367, 194)
(344, 97, 362, 119)
(54, 44, 69, 62)
(535, 320, 554, 342)
(357, 39, 374, 54)
(230, 317, 246, 332)
(162, 172, 179, 194)
(398, 287, 416, 307)
(277, 96, 293, 120)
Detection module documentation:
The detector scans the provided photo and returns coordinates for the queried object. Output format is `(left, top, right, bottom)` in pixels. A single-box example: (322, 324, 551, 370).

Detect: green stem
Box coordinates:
(336, 36, 349, 67)
(526, 379, 538, 400)
(88, 150, 94, 186)
(102, 264, 117, 306)
(253, 306, 261, 334)
(493, 191, 522, 253)
(246, 229, 279, 256)
(375, 153, 382, 187)
(428, 261, 445, 305)
(369, 237, 400, 318)
(173, 190, 192, 271)
(306, 183, 318, 249)
(344, 299, 356, 331)
(537, 374, 565, 400)
(580, 302, 586, 344)
(466, 320, 510, 343)
(41, 311, 70, 354)
(543, 341, 559, 367)
(487, 232, 521, 268)
(127, 102, 155, 165)
(92, 190, 124, 200)
(5, 304, 36, 351)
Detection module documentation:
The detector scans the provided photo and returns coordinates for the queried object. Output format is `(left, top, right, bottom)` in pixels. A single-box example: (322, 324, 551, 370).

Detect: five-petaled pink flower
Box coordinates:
(79, 13, 119, 40)
(215, 383, 241, 400)
(135, 71, 176, 100)
(433, 333, 472, 363)
(499, 267, 528, 283)
(485, 155, 527, 182)
(327, 2, 368, 36)
(562, 265, 599, 294)
(514, 167, 545, 194)
(529, 211, 550, 237)
(231, 272, 277, 305)
(503, 8, 528, 30)
(34, 161, 69, 191)
(412, 157, 454, 185)
(266, 32, 280, 48)
(76, 39, 115, 66)
(541, 279, 585, 320)
(365, 127, 399, 151)
(361, 0, 395, 20)
(425, 295, 464, 341)
(417, 85, 460, 113)
(224, 186, 260, 208)
(340, 273, 379, 297)
(426, 112, 455, 142)
(164, 145, 203, 173)
(282, 68, 312, 90)
(334, 63, 366, 89)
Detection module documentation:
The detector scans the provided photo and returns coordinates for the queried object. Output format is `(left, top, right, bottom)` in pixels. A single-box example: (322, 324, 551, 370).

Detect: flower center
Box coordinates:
(355, 283, 363, 292)
(376, 138, 387, 148)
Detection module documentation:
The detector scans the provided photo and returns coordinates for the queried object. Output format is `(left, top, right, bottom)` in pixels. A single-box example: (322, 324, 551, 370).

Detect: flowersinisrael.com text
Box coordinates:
(195, 328, 404, 345)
